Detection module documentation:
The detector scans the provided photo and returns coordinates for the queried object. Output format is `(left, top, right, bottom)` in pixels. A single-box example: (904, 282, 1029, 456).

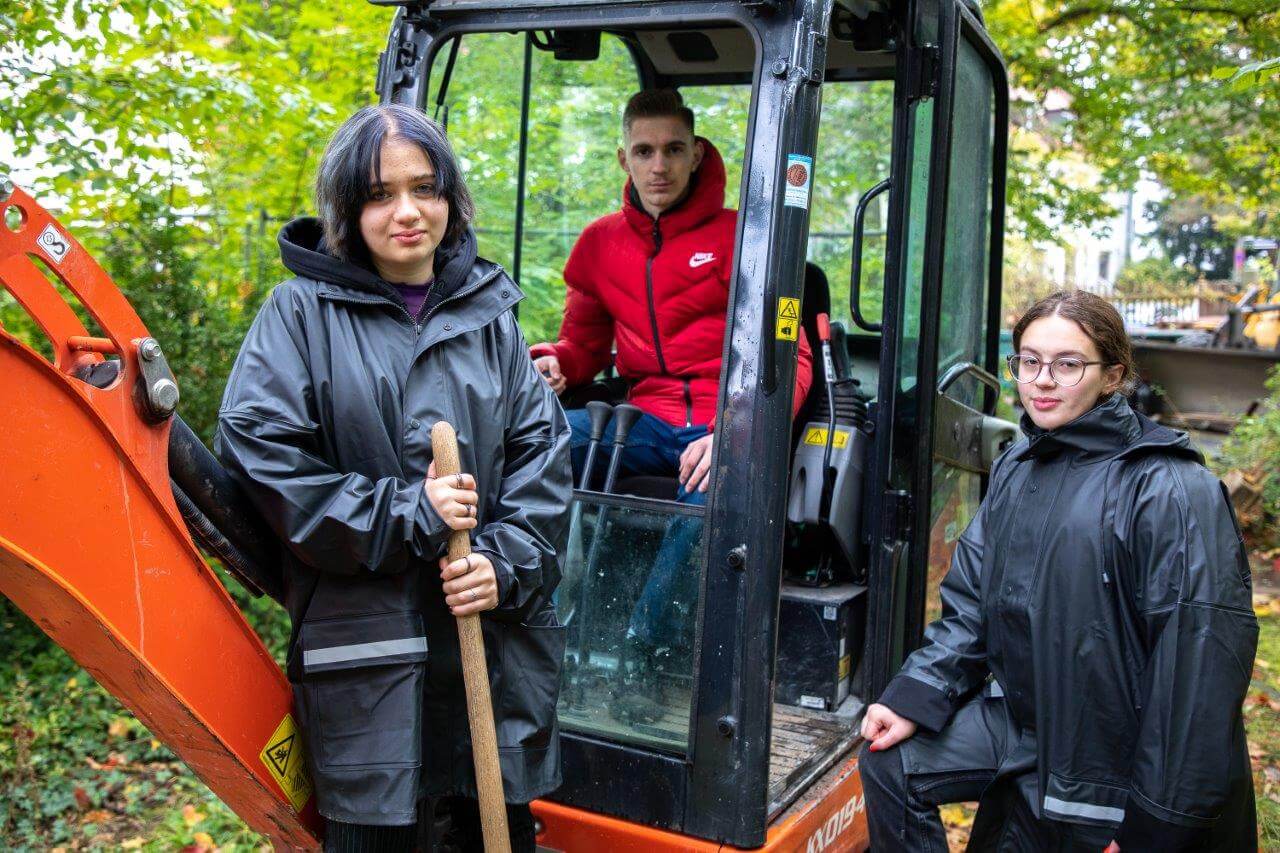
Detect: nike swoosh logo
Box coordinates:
(689, 253, 716, 268)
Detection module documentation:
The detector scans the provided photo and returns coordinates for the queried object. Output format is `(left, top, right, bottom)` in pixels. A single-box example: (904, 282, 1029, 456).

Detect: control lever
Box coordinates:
(579, 401, 614, 490)
(578, 402, 643, 667)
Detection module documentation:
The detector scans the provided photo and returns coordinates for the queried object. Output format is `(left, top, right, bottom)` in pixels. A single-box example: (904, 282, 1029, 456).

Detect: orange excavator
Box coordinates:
(2, 0, 1015, 848)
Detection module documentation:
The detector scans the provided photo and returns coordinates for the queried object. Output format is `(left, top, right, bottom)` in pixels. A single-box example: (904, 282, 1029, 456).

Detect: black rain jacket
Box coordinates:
(215, 218, 573, 825)
(878, 393, 1258, 850)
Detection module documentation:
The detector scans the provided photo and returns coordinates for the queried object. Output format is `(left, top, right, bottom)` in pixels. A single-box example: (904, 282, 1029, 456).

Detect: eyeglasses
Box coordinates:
(1006, 354, 1108, 387)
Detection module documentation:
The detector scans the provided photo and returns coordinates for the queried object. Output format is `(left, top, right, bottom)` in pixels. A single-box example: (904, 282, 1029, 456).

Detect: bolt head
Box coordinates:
(139, 338, 162, 362)
(771, 59, 788, 78)
(150, 378, 179, 414)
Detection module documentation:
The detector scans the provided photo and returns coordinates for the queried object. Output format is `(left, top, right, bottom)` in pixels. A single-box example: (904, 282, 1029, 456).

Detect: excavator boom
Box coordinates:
(0, 182, 322, 848)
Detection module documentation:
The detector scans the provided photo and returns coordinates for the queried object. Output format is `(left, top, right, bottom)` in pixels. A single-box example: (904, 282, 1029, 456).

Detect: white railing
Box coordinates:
(1111, 297, 1199, 327)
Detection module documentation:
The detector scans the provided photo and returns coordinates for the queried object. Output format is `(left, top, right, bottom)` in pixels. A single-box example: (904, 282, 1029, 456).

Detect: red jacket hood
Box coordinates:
(621, 137, 727, 244)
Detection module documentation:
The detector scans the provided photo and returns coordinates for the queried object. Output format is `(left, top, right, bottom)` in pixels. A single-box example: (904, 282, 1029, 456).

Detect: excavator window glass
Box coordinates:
(428, 23, 760, 755)
(809, 79, 894, 332)
(428, 31, 641, 342)
(923, 33, 999, 622)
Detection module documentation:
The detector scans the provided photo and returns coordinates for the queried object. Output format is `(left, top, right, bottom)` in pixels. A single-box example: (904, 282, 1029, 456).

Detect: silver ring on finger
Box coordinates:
(463, 555, 472, 574)
(455, 473, 463, 489)
(468, 503, 475, 519)
(469, 588, 477, 602)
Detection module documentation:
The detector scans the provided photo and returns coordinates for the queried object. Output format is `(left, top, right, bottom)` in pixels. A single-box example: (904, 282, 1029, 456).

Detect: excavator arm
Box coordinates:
(0, 180, 322, 848)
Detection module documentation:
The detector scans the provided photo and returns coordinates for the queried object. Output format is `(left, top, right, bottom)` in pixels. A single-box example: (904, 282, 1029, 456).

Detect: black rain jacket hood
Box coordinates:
(879, 393, 1258, 850)
(215, 217, 573, 825)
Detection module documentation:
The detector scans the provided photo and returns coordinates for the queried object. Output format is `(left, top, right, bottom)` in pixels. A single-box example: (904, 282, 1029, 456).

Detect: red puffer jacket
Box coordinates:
(530, 139, 812, 429)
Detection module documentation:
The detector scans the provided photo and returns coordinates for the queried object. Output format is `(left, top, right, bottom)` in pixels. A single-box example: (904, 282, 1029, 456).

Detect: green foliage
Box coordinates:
(1145, 195, 1241, 279)
(1111, 256, 1197, 299)
(985, 0, 1280, 235)
(1216, 55, 1280, 90)
(1217, 367, 1280, 543)
(0, 597, 269, 849)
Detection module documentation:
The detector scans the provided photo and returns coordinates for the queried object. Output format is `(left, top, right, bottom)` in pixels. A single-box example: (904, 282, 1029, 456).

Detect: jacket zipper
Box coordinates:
(681, 378, 693, 428)
(645, 219, 669, 376)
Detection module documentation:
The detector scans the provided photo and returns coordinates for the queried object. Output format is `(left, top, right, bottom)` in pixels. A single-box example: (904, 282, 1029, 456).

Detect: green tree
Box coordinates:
(985, 0, 1280, 236)
(1146, 196, 1237, 279)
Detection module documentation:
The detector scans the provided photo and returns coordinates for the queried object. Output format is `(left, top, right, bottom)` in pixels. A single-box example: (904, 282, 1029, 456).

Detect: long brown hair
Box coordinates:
(1012, 290, 1137, 394)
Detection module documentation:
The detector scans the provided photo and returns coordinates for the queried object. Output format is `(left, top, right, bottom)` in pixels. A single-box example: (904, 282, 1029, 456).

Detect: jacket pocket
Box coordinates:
(298, 610, 428, 770)
(1042, 772, 1128, 828)
(497, 622, 568, 752)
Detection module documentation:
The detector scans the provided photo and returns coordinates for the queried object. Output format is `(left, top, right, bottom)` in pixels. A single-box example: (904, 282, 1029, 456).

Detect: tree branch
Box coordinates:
(1039, 2, 1257, 34)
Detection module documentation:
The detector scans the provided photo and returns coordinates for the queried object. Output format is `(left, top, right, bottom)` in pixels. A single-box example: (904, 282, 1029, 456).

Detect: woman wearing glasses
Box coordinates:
(858, 291, 1258, 851)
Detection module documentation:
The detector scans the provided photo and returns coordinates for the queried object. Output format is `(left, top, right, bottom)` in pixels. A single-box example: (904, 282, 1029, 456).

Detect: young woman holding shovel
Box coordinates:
(217, 104, 572, 852)
(858, 291, 1258, 851)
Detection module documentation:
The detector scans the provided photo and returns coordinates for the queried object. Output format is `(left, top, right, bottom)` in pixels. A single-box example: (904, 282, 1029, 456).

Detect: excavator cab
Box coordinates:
(370, 0, 1014, 848)
(0, 0, 1014, 849)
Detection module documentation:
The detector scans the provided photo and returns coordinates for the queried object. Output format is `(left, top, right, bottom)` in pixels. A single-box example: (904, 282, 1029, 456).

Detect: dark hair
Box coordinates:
(1012, 290, 1137, 394)
(314, 104, 474, 261)
(622, 89, 695, 137)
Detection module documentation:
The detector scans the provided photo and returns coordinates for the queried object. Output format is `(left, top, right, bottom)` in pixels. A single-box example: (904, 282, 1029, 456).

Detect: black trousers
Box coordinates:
(322, 797, 536, 853)
(859, 695, 1115, 852)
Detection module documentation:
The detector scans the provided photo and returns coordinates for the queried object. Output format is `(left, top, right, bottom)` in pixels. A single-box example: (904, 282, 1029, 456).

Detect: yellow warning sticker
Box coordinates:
(838, 654, 851, 681)
(803, 426, 851, 449)
(260, 714, 312, 812)
(776, 297, 800, 341)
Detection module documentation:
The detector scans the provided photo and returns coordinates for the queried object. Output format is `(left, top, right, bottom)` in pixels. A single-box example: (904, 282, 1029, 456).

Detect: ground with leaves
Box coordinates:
(3, 577, 1278, 849)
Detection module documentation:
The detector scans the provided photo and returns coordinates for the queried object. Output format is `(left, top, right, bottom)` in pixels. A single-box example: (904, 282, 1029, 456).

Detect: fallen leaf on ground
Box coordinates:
(940, 803, 975, 829)
(1244, 691, 1280, 712)
(73, 787, 91, 809)
(120, 838, 145, 850)
(81, 809, 112, 824)
(183, 803, 206, 826)
(107, 717, 130, 738)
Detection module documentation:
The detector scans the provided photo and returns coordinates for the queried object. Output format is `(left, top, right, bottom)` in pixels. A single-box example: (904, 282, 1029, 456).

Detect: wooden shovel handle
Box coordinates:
(430, 421, 511, 853)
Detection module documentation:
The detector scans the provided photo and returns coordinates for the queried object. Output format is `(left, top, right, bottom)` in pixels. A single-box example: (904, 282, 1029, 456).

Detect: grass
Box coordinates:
(1249, 594, 1280, 849)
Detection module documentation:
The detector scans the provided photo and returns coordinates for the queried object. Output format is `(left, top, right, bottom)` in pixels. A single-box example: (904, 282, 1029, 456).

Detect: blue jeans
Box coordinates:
(566, 408, 706, 649)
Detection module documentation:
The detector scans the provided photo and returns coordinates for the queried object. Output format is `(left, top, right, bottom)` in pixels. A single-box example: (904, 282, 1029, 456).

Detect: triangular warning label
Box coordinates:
(266, 733, 294, 777)
(780, 300, 800, 320)
(259, 713, 312, 812)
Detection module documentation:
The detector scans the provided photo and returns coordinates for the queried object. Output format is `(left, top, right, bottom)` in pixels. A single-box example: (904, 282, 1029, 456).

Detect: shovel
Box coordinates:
(430, 421, 511, 853)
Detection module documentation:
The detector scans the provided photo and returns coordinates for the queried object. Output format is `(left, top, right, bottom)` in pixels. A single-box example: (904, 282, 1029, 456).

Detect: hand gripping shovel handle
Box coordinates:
(430, 422, 511, 853)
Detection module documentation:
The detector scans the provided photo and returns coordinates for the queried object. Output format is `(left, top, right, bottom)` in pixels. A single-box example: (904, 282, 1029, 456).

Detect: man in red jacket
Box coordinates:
(532, 90, 812, 699)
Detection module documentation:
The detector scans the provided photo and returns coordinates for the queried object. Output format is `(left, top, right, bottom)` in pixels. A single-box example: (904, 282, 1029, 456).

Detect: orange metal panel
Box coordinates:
(0, 186, 321, 848)
(530, 753, 869, 853)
